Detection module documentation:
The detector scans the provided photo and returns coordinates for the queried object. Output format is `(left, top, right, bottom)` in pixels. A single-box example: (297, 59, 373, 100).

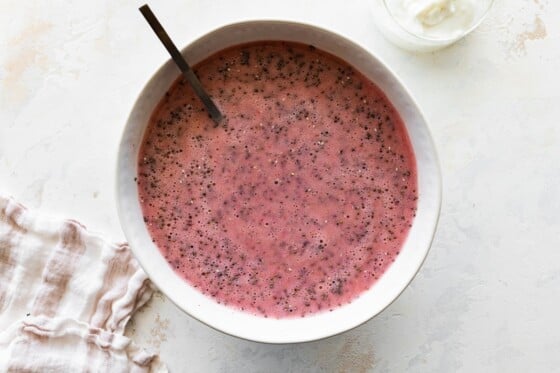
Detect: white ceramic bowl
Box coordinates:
(117, 20, 441, 344)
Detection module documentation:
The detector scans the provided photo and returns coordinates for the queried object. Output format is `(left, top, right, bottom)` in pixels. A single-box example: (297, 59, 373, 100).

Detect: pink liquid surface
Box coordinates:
(137, 42, 417, 318)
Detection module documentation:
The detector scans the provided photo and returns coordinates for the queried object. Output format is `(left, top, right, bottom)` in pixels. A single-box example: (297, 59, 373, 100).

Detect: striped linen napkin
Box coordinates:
(0, 196, 166, 372)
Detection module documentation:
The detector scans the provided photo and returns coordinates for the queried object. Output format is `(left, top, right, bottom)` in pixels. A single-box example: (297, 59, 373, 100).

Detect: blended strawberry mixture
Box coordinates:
(137, 42, 417, 318)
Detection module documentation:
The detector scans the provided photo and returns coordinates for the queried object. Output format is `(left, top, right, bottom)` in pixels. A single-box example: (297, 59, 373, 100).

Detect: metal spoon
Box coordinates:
(139, 4, 223, 124)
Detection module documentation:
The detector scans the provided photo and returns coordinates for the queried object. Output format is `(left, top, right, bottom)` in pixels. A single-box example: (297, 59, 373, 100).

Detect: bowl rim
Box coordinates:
(116, 19, 442, 344)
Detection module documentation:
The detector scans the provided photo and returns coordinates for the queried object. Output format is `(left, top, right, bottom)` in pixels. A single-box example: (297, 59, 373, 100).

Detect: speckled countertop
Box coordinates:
(1, 0, 558, 371)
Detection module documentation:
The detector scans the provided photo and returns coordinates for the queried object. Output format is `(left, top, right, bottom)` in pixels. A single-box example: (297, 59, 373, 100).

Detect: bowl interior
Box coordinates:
(117, 20, 441, 344)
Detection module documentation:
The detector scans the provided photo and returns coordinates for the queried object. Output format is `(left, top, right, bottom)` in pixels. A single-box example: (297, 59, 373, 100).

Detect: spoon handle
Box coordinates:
(139, 4, 223, 124)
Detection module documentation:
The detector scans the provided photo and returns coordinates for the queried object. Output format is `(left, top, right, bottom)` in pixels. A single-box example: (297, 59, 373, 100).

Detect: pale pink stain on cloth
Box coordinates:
(0, 196, 166, 372)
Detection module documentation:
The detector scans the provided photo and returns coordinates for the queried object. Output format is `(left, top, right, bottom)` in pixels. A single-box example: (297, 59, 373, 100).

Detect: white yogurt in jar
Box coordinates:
(372, 0, 492, 51)
(387, 0, 481, 39)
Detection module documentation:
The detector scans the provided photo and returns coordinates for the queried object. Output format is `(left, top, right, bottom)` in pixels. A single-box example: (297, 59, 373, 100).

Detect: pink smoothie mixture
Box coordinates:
(137, 42, 418, 318)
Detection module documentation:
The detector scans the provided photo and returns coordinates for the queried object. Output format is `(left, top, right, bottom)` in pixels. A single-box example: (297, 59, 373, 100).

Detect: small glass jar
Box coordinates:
(372, 0, 494, 52)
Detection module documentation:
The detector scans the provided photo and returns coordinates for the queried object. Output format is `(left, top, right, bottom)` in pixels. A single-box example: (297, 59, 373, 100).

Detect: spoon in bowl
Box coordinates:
(139, 4, 223, 124)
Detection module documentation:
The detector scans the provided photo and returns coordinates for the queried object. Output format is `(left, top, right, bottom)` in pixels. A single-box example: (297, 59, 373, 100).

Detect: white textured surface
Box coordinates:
(0, 0, 558, 371)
